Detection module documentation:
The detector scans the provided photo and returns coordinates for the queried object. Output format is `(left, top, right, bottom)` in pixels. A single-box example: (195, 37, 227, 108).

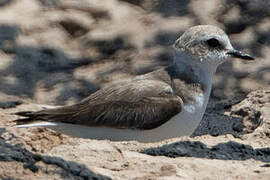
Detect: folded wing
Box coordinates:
(15, 79, 183, 130)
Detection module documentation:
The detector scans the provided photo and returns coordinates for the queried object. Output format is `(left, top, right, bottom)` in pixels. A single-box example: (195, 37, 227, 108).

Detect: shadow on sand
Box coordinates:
(142, 140, 270, 162)
(0, 129, 111, 180)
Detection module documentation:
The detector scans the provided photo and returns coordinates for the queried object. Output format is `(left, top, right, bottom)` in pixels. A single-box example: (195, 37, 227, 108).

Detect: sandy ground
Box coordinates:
(0, 0, 269, 179)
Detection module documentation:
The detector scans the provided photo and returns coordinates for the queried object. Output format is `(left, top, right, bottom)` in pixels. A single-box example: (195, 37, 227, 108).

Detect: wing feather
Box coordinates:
(15, 79, 184, 130)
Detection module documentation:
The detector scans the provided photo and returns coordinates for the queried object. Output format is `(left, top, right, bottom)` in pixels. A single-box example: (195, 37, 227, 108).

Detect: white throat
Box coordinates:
(174, 51, 215, 86)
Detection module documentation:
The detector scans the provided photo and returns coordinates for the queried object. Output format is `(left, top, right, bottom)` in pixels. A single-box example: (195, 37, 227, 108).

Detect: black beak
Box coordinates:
(226, 49, 255, 60)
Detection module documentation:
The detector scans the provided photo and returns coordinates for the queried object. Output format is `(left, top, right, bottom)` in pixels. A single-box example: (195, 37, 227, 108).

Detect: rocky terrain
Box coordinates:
(0, 0, 269, 179)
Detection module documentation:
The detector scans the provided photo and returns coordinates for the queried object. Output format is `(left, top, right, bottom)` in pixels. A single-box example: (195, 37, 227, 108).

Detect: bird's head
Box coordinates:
(173, 25, 254, 72)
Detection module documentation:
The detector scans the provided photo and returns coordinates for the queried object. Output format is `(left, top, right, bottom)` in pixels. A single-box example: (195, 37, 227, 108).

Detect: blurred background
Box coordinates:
(0, 0, 269, 106)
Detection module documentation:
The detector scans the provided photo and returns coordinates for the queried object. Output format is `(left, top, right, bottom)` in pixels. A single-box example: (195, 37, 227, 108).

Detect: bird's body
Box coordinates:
(16, 65, 211, 142)
(14, 25, 254, 142)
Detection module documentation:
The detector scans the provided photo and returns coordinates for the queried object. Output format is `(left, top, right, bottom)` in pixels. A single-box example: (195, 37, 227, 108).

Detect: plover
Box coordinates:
(14, 25, 254, 142)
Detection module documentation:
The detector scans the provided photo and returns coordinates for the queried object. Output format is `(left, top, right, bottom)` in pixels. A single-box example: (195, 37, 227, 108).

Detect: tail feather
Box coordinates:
(14, 104, 81, 126)
(13, 111, 36, 125)
(13, 111, 40, 125)
(14, 111, 35, 117)
(14, 117, 36, 125)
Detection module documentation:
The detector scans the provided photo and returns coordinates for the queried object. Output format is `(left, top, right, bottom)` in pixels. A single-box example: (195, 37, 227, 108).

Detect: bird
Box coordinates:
(14, 25, 254, 142)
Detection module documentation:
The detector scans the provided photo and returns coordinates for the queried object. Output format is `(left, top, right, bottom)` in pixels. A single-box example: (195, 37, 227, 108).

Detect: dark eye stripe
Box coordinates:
(206, 38, 221, 48)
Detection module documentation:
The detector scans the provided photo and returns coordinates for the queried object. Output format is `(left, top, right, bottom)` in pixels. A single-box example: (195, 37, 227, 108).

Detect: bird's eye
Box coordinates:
(206, 38, 221, 48)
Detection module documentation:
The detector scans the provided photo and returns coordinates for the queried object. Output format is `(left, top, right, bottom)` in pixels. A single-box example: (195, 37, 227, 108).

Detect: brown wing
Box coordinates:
(15, 79, 183, 130)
